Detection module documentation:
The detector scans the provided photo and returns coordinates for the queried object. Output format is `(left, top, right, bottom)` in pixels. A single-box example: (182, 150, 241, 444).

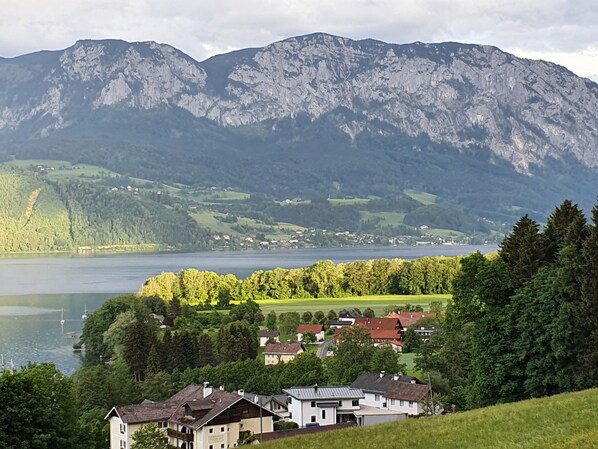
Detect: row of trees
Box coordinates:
(417, 200, 598, 409)
(139, 256, 461, 307)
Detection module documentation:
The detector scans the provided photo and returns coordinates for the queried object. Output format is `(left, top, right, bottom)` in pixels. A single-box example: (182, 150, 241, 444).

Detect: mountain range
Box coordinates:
(1, 32, 597, 232)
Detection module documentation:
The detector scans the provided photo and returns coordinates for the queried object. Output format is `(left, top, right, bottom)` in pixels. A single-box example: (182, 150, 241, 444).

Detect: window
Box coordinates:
(374, 394, 380, 401)
(311, 415, 316, 423)
(221, 427, 225, 433)
(311, 401, 316, 408)
(289, 412, 292, 419)
(221, 445, 225, 449)
(209, 428, 213, 434)
(158, 421, 168, 428)
(409, 401, 414, 408)
(322, 410, 326, 420)
(338, 400, 342, 406)
(119, 423, 126, 434)
(209, 446, 213, 449)
(390, 399, 395, 405)
(400, 400, 404, 406)
(352, 400, 359, 406)
(119, 441, 127, 449)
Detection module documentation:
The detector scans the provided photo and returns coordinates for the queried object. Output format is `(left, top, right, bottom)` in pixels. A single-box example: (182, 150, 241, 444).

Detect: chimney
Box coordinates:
(314, 384, 319, 394)
(238, 389, 245, 397)
(379, 371, 385, 378)
(393, 374, 399, 381)
(411, 379, 416, 384)
(203, 382, 213, 397)
(219, 385, 225, 391)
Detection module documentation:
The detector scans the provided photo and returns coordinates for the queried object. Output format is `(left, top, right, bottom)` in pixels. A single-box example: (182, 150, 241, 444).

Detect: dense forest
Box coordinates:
(418, 199, 598, 409)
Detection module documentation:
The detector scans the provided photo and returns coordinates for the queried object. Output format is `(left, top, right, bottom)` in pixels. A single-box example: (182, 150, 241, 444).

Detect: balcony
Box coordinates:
(167, 428, 194, 442)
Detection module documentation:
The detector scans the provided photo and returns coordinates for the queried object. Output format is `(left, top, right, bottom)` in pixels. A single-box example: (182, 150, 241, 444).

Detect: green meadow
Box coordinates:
(239, 294, 451, 315)
(262, 388, 598, 449)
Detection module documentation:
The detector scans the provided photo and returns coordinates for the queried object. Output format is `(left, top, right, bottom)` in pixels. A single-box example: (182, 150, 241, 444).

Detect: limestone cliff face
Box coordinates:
(1, 33, 597, 173)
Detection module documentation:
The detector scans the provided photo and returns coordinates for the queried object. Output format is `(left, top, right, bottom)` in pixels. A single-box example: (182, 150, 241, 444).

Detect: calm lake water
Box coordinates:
(0, 245, 496, 373)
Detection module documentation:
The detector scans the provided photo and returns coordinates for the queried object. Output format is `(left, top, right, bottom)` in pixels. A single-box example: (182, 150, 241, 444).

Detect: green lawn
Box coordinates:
(261, 388, 598, 449)
(328, 197, 375, 206)
(237, 295, 450, 316)
(359, 211, 406, 226)
(404, 189, 437, 205)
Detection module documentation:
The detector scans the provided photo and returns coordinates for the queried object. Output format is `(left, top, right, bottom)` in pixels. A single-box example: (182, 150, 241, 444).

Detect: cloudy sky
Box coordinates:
(1, 0, 597, 81)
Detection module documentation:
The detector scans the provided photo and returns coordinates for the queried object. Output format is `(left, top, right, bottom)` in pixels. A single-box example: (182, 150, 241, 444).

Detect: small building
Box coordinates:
(352, 317, 403, 343)
(376, 339, 404, 353)
(296, 324, 325, 342)
(327, 320, 351, 330)
(264, 342, 306, 365)
(243, 393, 290, 419)
(283, 386, 364, 427)
(258, 330, 280, 347)
(351, 372, 429, 416)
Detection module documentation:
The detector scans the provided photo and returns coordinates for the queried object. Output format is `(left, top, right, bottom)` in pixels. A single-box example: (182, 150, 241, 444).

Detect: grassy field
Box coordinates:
(262, 389, 598, 449)
(191, 210, 305, 239)
(404, 189, 437, 205)
(237, 295, 450, 315)
(359, 211, 406, 226)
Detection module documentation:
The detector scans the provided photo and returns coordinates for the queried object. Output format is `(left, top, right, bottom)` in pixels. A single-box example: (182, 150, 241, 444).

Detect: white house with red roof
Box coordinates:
(296, 324, 325, 342)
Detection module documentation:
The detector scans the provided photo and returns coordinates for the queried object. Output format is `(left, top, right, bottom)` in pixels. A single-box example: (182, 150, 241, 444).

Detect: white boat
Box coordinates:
(82, 305, 88, 320)
(60, 308, 65, 325)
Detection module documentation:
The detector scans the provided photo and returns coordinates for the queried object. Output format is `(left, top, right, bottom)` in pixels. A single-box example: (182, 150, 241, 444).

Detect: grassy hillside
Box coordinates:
(0, 171, 71, 251)
(0, 168, 211, 252)
(262, 389, 598, 449)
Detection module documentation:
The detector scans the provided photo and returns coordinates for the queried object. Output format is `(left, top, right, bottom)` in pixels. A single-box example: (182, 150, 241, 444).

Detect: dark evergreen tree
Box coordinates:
(499, 214, 546, 288)
(543, 200, 585, 263)
(578, 203, 598, 387)
(146, 343, 161, 375)
(168, 294, 182, 319)
(197, 333, 216, 367)
(122, 320, 153, 381)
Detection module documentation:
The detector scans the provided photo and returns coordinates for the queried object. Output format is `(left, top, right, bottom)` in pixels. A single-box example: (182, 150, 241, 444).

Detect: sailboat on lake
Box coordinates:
(60, 308, 65, 325)
(82, 305, 88, 320)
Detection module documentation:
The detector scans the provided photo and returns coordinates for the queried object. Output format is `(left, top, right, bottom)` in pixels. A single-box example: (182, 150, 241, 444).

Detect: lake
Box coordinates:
(0, 245, 496, 373)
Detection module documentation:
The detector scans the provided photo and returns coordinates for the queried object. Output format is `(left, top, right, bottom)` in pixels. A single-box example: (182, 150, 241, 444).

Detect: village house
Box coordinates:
(263, 342, 306, 365)
(387, 311, 438, 341)
(351, 372, 430, 415)
(242, 392, 290, 419)
(351, 317, 403, 343)
(295, 324, 325, 342)
(283, 386, 364, 427)
(283, 385, 406, 428)
(258, 330, 280, 347)
(105, 382, 278, 449)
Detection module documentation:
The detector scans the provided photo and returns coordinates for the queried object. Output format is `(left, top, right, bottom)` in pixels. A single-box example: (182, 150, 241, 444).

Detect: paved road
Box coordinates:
(316, 338, 335, 360)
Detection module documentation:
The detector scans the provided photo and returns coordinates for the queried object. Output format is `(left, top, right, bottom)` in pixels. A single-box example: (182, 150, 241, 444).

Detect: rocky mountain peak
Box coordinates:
(0, 33, 597, 173)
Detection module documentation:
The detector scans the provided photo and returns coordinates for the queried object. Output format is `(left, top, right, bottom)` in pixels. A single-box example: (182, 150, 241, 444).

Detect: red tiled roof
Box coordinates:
(296, 324, 324, 334)
(386, 312, 437, 328)
(352, 317, 402, 341)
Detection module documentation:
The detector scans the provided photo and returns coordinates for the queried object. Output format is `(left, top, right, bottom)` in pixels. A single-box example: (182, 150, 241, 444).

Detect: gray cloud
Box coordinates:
(0, 0, 596, 79)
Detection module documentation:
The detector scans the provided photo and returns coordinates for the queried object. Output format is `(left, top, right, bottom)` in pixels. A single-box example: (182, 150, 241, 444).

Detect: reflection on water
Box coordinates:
(0, 306, 60, 316)
(0, 293, 116, 374)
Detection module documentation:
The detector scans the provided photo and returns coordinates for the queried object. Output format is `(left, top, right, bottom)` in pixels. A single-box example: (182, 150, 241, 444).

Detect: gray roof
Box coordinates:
(351, 372, 420, 394)
(283, 386, 364, 401)
(106, 384, 205, 424)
